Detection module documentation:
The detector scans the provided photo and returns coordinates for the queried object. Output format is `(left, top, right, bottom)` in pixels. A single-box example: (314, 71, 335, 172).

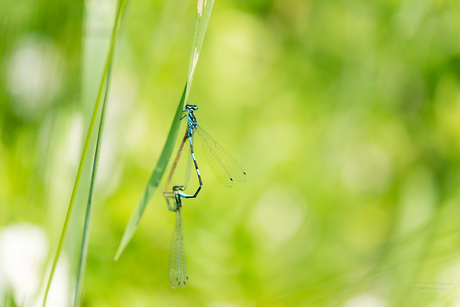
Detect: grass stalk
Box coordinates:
(41, 0, 128, 305)
(73, 60, 114, 307)
(115, 0, 216, 260)
(114, 85, 186, 260)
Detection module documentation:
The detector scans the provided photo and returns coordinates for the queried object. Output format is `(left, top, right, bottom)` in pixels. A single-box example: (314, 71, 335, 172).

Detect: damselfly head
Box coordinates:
(173, 185, 185, 191)
(185, 104, 198, 111)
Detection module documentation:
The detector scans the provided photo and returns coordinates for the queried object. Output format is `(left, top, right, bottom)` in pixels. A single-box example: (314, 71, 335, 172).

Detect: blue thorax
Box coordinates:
(185, 104, 198, 137)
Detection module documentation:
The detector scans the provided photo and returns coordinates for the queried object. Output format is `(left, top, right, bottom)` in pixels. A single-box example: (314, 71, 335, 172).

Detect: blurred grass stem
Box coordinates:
(41, 0, 128, 305)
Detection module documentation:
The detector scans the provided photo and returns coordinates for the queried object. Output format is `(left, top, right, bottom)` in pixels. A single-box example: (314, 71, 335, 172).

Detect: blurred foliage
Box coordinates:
(2, 0, 460, 306)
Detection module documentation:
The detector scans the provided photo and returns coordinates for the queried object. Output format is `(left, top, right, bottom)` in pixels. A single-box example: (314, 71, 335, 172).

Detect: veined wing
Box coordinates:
(169, 208, 188, 289)
(196, 126, 247, 188)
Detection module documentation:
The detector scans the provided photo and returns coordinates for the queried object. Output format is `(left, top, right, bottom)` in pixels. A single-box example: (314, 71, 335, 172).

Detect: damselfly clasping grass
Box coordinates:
(165, 104, 247, 198)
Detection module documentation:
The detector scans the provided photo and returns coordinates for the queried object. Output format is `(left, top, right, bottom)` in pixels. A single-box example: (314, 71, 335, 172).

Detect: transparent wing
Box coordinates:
(178, 209, 188, 287)
(169, 208, 188, 289)
(169, 210, 180, 289)
(196, 126, 247, 188)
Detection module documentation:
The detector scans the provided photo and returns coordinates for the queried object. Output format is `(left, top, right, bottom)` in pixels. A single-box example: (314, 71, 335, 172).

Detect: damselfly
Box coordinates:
(165, 104, 247, 198)
(159, 184, 189, 289)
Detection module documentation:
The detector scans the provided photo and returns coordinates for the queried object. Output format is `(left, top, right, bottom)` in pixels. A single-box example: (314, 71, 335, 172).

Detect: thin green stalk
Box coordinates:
(115, 85, 187, 260)
(184, 0, 215, 102)
(114, 0, 216, 260)
(42, 0, 128, 305)
(73, 61, 114, 307)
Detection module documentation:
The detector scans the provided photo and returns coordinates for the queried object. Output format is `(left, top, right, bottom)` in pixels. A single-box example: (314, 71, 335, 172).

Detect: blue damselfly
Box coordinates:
(159, 183, 189, 289)
(165, 104, 247, 198)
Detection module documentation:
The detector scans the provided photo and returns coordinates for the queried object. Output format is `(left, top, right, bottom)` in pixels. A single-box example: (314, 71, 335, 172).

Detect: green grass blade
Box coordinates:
(41, 0, 128, 306)
(114, 85, 186, 260)
(73, 59, 114, 307)
(184, 0, 215, 102)
(114, 0, 216, 261)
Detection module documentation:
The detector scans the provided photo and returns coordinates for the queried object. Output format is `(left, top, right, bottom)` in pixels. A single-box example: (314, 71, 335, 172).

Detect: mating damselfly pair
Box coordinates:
(159, 104, 246, 289)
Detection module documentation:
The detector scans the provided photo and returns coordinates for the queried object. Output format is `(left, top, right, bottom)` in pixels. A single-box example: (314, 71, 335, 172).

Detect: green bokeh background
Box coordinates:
(2, 0, 460, 306)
